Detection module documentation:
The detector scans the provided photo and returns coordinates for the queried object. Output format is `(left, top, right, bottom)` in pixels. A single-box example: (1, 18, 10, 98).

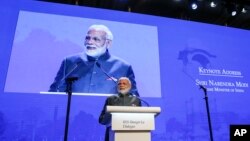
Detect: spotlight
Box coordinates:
(238, 5, 247, 13)
(192, 3, 198, 10)
(231, 10, 237, 16)
(189, 0, 198, 10)
(210, 1, 217, 8)
(226, 3, 238, 16)
(241, 7, 247, 13)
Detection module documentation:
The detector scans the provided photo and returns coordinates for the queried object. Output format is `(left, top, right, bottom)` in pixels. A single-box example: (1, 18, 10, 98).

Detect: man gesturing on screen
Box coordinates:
(49, 24, 139, 96)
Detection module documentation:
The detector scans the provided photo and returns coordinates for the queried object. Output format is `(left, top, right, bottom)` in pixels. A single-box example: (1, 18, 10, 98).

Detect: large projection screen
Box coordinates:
(4, 10, 161, 98)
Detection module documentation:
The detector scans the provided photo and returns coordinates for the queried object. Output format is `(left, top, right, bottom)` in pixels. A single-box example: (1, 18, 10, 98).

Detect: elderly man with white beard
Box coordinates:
(49, 25, 139, 96)
(99, 77, 141, 141)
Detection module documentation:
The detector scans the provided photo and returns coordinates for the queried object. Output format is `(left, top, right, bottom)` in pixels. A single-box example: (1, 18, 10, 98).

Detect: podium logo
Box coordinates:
(230, 125, 250, 141)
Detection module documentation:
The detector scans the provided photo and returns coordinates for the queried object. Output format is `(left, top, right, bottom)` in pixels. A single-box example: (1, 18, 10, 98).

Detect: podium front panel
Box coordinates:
(115, 132, 150, 141)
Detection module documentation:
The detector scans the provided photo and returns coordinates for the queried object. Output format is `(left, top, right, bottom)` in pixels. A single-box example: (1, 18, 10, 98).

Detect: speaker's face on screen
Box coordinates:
(84, 30, 109, 57)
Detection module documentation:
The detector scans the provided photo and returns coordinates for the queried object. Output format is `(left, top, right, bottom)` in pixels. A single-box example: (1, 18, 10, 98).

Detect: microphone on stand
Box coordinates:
(57, 59, 83, 91)
(183, 70, 207, 91)
(95, 61, 118, 84)
(132, 94, 150, 107)
(63, 59, 83, 141)
(182, 70, 213, 141)
(199, 84, 207, 93)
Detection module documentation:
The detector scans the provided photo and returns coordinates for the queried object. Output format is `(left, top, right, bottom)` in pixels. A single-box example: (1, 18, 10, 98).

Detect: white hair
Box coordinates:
(88, 24, 113, 40)
(117, 77, 132, 95)
(118, 77, 131, 86)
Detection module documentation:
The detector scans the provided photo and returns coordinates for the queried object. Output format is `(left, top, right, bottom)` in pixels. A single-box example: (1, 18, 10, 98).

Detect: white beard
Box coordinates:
(85, 44, 107, 58)
(118, 87, 130, 95)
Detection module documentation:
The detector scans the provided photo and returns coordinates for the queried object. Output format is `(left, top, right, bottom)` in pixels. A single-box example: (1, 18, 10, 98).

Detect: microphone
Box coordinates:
(95, 61, 117, 84)
(132, 94, 150, 107)
(57, 59, 82, 91)
(182, 70, 207, 92)
(199, 84, 207, 93)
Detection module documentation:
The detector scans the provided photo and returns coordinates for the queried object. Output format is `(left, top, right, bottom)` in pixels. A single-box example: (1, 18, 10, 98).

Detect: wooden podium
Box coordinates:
(106, 106, 161, 141)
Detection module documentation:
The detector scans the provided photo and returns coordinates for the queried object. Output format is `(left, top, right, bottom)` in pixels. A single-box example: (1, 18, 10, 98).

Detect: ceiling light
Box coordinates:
(210, 1, 217, 8)
(189, 0, 198, 10)
(191, 3, 198, 10)
(241, 7, 247, 13)
(231, 11, 237, 16)
(226, 2, 238, 16)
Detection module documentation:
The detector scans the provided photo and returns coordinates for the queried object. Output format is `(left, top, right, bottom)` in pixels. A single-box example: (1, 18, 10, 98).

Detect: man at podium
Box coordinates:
(99, 77, 141, 141)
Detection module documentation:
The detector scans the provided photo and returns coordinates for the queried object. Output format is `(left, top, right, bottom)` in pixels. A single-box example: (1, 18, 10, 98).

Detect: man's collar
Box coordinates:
(87, 50, 111, 61)
(118, 93, 130, 97)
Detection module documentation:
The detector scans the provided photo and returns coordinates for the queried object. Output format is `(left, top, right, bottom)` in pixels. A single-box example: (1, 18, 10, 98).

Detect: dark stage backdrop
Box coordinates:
(0, 0, 249, 140)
